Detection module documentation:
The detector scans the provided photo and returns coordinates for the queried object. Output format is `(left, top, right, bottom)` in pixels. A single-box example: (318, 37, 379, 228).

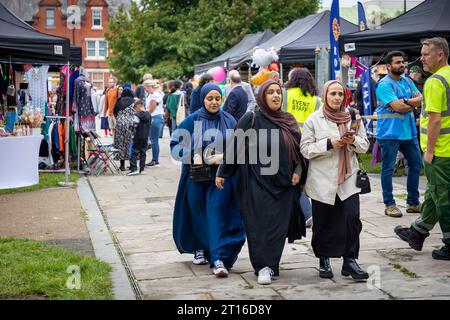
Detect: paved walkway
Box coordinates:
(88, 130, 450, 300)
(0, 187, 94, 257)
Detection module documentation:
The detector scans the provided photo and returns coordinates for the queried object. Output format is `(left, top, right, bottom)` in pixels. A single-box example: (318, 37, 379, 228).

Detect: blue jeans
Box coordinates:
(377, 138, 422, 207)
(150, 115, 164, 162)
(300, 192, 312, 220)
(171, 117, 177, 134)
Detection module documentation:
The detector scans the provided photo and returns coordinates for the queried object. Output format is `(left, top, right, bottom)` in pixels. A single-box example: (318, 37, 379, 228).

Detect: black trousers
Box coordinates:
(130, 141, 147, 172)
(311, 194, 362, 259)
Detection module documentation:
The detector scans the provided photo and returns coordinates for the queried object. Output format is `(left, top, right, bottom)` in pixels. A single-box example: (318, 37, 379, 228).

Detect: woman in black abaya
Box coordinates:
(216, 80, 307, 285)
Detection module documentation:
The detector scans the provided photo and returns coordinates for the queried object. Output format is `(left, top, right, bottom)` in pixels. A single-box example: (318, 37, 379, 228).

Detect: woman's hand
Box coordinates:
(193, 153, 203, 165)
(331, 138, 346, 149)
(207, 153, 224, 165)
(341, 134, 355, 145)
(291, 173, 300, 186)
(215, 177, 225, 190)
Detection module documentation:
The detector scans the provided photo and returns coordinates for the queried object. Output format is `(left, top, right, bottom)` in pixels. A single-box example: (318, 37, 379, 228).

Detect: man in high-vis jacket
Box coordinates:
(395, 38, 450, 261)
(376, 51, 423, 218)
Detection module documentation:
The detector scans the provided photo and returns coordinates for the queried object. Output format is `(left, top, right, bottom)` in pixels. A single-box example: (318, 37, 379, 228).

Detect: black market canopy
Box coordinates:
(278, 10, 358, 64)
(340, 0, 450, 57)
(0, 2, 70, 64)
(70, 45, 82, 66)
(194, 29, 275, 74)
(257, 10, 357, 65)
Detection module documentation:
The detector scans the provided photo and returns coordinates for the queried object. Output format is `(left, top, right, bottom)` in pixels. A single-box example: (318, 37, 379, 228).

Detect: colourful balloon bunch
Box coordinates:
(250, 47, 280, 86)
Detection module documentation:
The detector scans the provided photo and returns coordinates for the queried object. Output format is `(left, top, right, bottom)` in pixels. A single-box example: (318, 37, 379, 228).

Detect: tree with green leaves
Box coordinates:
(106, 0, 319, 82)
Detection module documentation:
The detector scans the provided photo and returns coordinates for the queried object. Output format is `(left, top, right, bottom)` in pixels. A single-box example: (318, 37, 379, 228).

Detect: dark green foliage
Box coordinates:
(106, 0, 319, 82)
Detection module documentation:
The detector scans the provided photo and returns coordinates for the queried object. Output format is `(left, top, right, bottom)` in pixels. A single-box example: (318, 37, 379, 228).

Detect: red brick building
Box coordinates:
(31, 0, 116, 91)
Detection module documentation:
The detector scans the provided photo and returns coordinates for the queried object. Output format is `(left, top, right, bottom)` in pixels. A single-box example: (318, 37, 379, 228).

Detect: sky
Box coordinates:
(321, 0, 372, 7)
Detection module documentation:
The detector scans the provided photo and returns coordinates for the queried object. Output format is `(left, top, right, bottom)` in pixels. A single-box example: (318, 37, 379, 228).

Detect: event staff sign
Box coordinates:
(330, 0, 341, 80)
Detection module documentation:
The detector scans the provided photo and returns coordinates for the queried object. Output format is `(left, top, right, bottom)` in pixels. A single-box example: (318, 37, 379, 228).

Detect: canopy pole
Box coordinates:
(280, 63, 284, 84)
(65, 61, 70, 185)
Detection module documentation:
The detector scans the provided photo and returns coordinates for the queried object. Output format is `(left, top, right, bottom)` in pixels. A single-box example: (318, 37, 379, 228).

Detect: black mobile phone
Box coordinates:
(341, 130, 356, 139)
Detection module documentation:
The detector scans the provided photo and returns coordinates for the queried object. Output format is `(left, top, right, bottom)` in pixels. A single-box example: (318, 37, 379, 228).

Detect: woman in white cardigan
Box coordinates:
(300, 80, 370, 280)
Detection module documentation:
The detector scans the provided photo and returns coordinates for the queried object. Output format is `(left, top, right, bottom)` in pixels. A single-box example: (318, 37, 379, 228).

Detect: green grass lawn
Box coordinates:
(0, 238, 113, 300)
(359, 153, 381, 174)
(0, 173, 80, 195)
(359, 153, 424, 176)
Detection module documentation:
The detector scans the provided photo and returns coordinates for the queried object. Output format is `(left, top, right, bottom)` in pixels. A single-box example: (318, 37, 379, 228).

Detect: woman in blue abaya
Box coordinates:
(170, 83, 245, 278)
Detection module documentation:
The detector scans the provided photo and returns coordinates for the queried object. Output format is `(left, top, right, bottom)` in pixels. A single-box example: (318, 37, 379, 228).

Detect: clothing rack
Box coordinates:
(45, 115, 72, 120)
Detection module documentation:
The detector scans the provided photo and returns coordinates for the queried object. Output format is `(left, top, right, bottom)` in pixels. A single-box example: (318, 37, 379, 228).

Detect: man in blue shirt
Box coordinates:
(376, 51, 423, 218)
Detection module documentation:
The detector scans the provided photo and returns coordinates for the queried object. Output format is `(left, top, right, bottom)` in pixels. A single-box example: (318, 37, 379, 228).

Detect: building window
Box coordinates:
(87, 41, 96, 57)
(46, 8, 55, 28)
(99, 41, 107, 58)
(90, 72, 104, 91)
(86, 39, 108, 60)
(92, 8, 102, 29)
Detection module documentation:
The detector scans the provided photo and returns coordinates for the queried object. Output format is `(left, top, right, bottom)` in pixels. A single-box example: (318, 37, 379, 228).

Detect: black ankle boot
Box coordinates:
(319, 257, 333, 279)
(394, 225, 427, 251)
(341, 258, 369, 280)
(432, 245, 450, 260)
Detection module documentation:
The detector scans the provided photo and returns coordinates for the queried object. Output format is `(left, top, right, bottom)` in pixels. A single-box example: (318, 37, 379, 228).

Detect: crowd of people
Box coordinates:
(96, 37, 450, 285)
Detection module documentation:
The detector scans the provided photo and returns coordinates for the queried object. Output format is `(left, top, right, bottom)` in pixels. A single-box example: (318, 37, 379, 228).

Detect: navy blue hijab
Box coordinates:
(194, 84, 236, 149)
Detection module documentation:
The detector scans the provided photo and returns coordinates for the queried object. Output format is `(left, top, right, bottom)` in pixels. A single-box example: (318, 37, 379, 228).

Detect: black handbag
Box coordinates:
(356, 170, 371, 194)
(349, 108, 371, 195)
(189, 164, 214, 182)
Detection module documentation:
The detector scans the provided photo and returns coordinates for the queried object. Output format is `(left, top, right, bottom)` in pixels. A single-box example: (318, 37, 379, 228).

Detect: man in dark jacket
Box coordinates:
(128, 100, 152, 176)
(223, 73, 248, 122)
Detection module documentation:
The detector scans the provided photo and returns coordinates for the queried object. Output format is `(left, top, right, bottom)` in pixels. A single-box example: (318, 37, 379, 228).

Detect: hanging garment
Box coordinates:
(58, 122, 65, 153)
(51, 123, 61, 165)
(5, 111, 18, 133)
(69, 123, 77, 161)
(73, 74, 96, 132)
(26, 65, 49, 115)
(47, 121, 54, 166)
(69, 69, 79, 102)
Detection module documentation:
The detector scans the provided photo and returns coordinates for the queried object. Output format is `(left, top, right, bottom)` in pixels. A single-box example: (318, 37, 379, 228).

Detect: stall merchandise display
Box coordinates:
(25, 65, 49, 115)
(73, 69, 96, 132)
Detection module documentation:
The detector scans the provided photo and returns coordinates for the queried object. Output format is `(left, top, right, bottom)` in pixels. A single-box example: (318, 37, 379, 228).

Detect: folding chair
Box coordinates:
(84, 131, 122, 176)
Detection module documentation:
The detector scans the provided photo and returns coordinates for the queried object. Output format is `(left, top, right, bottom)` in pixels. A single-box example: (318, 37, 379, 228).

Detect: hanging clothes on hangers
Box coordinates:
(69, 67, 80, 111)
(26, 65, 49, 115)
(47, 120, 55, 166)
(73, 67, 96, 132)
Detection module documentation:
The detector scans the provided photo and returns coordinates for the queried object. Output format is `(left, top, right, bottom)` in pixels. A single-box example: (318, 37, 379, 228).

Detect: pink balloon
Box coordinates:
(209, 67, 226, 83)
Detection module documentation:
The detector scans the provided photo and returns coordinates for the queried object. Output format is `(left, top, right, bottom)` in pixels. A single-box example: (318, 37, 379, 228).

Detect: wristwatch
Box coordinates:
(403, 97, 409, 105)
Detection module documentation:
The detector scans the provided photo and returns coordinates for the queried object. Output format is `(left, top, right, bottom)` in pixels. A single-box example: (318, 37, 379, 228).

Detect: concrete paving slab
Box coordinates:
(210, 288, 283, 300)
(380, 277, 450, 299)
(276, 280, 390, 300)
(86, 132, 450, 300)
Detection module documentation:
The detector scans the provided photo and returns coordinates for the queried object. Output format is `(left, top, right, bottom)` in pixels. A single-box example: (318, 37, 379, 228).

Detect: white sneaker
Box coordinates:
(193, 250, 208, 265)
(127, 170, 140, 176)
(212, 260, 229, 277)
(257, 267, 274, 285)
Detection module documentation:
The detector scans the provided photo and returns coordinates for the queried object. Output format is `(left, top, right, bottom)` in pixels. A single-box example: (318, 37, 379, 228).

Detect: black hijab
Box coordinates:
(257, 80, 302, 165)
(114, 88, 135, 116)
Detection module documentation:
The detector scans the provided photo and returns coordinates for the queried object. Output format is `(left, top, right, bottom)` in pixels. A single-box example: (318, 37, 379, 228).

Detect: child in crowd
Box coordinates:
(128, 100, 151, 176)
